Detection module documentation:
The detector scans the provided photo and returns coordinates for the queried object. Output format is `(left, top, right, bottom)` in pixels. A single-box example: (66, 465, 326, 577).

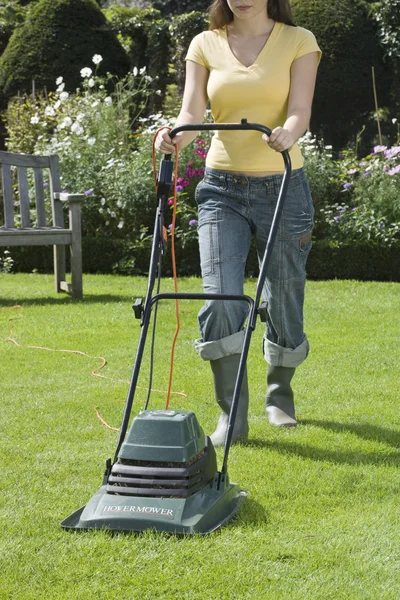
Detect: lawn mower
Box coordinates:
(61, 120, 291, 534)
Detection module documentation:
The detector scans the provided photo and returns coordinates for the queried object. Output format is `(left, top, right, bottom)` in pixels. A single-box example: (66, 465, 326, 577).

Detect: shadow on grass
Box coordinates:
(244, 418, 400, 466)
(235, 497, 269, 527)
(0, 294, 136, 307)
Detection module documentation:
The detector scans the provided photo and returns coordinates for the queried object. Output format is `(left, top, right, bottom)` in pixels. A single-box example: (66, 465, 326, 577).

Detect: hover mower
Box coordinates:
(61, 120, 291, 535)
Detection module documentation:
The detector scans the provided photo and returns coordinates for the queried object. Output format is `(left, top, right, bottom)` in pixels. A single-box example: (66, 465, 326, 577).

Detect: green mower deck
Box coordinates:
(61, 410, 247, 535)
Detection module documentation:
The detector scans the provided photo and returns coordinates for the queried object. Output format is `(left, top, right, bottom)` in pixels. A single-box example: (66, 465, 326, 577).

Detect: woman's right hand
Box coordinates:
(155, 127, 178, 154)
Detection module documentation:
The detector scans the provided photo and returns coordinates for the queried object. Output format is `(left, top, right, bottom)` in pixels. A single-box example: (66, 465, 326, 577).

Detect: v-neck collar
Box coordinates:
(222, 21, 281, 70)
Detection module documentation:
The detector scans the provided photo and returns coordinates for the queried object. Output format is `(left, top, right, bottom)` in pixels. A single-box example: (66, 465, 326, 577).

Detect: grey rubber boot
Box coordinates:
(265, 365, 297, 427)
(209, 354, 249, 447)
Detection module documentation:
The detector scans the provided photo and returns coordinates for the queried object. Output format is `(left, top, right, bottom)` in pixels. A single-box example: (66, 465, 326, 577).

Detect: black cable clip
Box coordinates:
(132, 297, 144, 319)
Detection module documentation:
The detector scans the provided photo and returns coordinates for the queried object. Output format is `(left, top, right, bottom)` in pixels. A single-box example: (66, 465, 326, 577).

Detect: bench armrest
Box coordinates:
(54, 193, 85, 203)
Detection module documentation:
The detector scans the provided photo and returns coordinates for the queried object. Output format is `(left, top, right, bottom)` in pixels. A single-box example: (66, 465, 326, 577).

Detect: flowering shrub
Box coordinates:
(0, 250, 14, 273)
(4, 55, 158, 239)
(299, 125, 400, 246)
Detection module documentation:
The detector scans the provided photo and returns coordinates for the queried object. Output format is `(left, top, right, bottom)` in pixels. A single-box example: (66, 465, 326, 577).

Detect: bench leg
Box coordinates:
(69, 201, 82, 300)
(54, 245, 66, 293)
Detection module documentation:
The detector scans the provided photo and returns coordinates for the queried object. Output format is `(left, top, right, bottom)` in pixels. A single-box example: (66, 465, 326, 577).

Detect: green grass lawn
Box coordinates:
(1, 273, 400, 600)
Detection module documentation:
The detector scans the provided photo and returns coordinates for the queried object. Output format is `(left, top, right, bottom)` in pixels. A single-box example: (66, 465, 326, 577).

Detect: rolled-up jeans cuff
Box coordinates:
(194, 331, 245, 361)
(263, 335, 310, 368)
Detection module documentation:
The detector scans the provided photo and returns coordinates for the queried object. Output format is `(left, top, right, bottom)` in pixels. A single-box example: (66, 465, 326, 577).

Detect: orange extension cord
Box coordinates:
(4, 131, 184, 430)
(152, 127, 180, 410)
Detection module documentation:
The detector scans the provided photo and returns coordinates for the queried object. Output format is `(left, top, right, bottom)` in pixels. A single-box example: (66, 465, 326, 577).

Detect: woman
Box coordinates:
(155, 0, 321, 446)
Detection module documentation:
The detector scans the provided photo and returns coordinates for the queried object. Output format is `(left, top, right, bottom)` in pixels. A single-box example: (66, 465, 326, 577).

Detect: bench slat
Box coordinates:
(18, 167, 31, 227)
(2, 164, 14, 227)
(34, 168, 47, 227)
(0, 151, 50, 169)
(0, 228, 72, 246)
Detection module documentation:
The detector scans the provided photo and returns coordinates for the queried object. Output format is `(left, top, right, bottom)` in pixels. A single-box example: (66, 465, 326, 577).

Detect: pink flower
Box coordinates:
(372, 145, 387, 154)
(177, 177, 190, 188)
(195, 148, 207, 159)
(388, 164, 400, 176)
(385, 146, 400, 159)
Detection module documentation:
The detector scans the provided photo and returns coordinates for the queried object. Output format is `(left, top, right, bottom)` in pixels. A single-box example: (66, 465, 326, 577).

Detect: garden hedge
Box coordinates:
(291, 0, 393, 152)
(5, 239, 400, 282)
(151, 1, 208, 17)
(0, 0, 130, 99)
(107, 7, 171, 114)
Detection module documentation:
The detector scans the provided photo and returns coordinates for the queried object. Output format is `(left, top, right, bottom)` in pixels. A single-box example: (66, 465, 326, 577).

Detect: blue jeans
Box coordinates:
(194, 167, 314, 368)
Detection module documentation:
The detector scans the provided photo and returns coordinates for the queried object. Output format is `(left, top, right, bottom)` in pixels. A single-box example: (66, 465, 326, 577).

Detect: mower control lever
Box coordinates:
(132, 297, 144, 319)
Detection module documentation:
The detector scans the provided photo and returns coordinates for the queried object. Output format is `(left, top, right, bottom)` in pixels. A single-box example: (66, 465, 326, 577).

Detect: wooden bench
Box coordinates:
(0, 151, 83, 299)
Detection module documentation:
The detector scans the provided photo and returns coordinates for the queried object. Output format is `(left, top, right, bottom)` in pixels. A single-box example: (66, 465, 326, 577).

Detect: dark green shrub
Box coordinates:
(170, 11, 209, 92)
(152, 0, 209, 17)
(291, 0, 393, 151)
(0, 0, 130, 100)
(107, 7, 170, 113)
(6, 239, 400, 282)
(0, 1, 25, 57)
(373, 0, 400, 115)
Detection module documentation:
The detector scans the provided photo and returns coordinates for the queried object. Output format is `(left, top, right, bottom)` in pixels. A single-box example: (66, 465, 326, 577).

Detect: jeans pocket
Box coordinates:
(195, 179, 203, 204)
(281, 170, 314, 240)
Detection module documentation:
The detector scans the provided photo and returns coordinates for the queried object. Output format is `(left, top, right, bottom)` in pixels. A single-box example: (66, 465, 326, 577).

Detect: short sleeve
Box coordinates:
(185, 32, 209, 68)
(294, 28, 322, 63)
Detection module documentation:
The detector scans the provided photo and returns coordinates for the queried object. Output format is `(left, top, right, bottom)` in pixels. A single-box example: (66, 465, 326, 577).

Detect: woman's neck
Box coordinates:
(228, 15, 275, 38)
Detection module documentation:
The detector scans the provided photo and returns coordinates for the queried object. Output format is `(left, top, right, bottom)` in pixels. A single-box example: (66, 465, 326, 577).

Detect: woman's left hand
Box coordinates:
(262, 127, 294, 152)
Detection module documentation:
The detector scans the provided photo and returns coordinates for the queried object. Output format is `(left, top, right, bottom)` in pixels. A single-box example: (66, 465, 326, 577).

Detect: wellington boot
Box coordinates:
(209, 355, 249, 447)
(265, 365, 297, 428)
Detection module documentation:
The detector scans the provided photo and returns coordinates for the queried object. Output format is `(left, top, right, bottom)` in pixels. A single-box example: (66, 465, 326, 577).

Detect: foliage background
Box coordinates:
(0, 0, 399, 280)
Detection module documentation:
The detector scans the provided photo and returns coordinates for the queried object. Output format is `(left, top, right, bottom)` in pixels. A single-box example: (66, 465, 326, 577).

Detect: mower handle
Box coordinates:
(165, 118, 291, 170)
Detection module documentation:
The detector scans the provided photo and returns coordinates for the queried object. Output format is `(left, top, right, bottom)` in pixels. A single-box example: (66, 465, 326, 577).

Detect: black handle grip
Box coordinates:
(164, 119, 290, 170)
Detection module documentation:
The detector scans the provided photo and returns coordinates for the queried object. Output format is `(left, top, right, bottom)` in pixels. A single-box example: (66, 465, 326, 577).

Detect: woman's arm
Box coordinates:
(263, 51, 320, 153)
(155, 60, 209, 154)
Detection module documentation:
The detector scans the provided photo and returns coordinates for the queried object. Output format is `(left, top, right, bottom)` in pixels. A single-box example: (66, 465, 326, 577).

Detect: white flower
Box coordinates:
(61, 116, 73, 128)
(71, 122, 84, 135)
(30, 116, 39, 124)
(104, 96, 112, 106)
(54, 100, 61, 109)
(60, 92, 69, 101)
(44, 106, 56, 117)
(110, 211, 116, 218)
(99, 85, 104, 90)
(145, 75, 152, 82)
(56, 76, 63, 85)
(92, 54, 103, 65)
(133, 67, 138, 76)
(76, 113, 85, 122)
(393, 118, 398, 124)
(117, 221, 124, 229)
(80, 67, 92, 78)
(100, 198, 106, 206)
(57, 82, 65, 92)
(140, 66, 146, 75)
(156, 90, 162, 96)
(87, 137, 96, 146)
(88, 78, 95, 88)
(91, 100, 99, 108)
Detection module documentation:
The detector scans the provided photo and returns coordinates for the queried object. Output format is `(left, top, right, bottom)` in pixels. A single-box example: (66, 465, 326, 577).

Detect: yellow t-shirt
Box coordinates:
(185, 23, 321, 172)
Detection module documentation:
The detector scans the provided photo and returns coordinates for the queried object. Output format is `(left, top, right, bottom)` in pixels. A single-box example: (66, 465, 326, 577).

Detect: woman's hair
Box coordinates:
(208, 0, 296, 30)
